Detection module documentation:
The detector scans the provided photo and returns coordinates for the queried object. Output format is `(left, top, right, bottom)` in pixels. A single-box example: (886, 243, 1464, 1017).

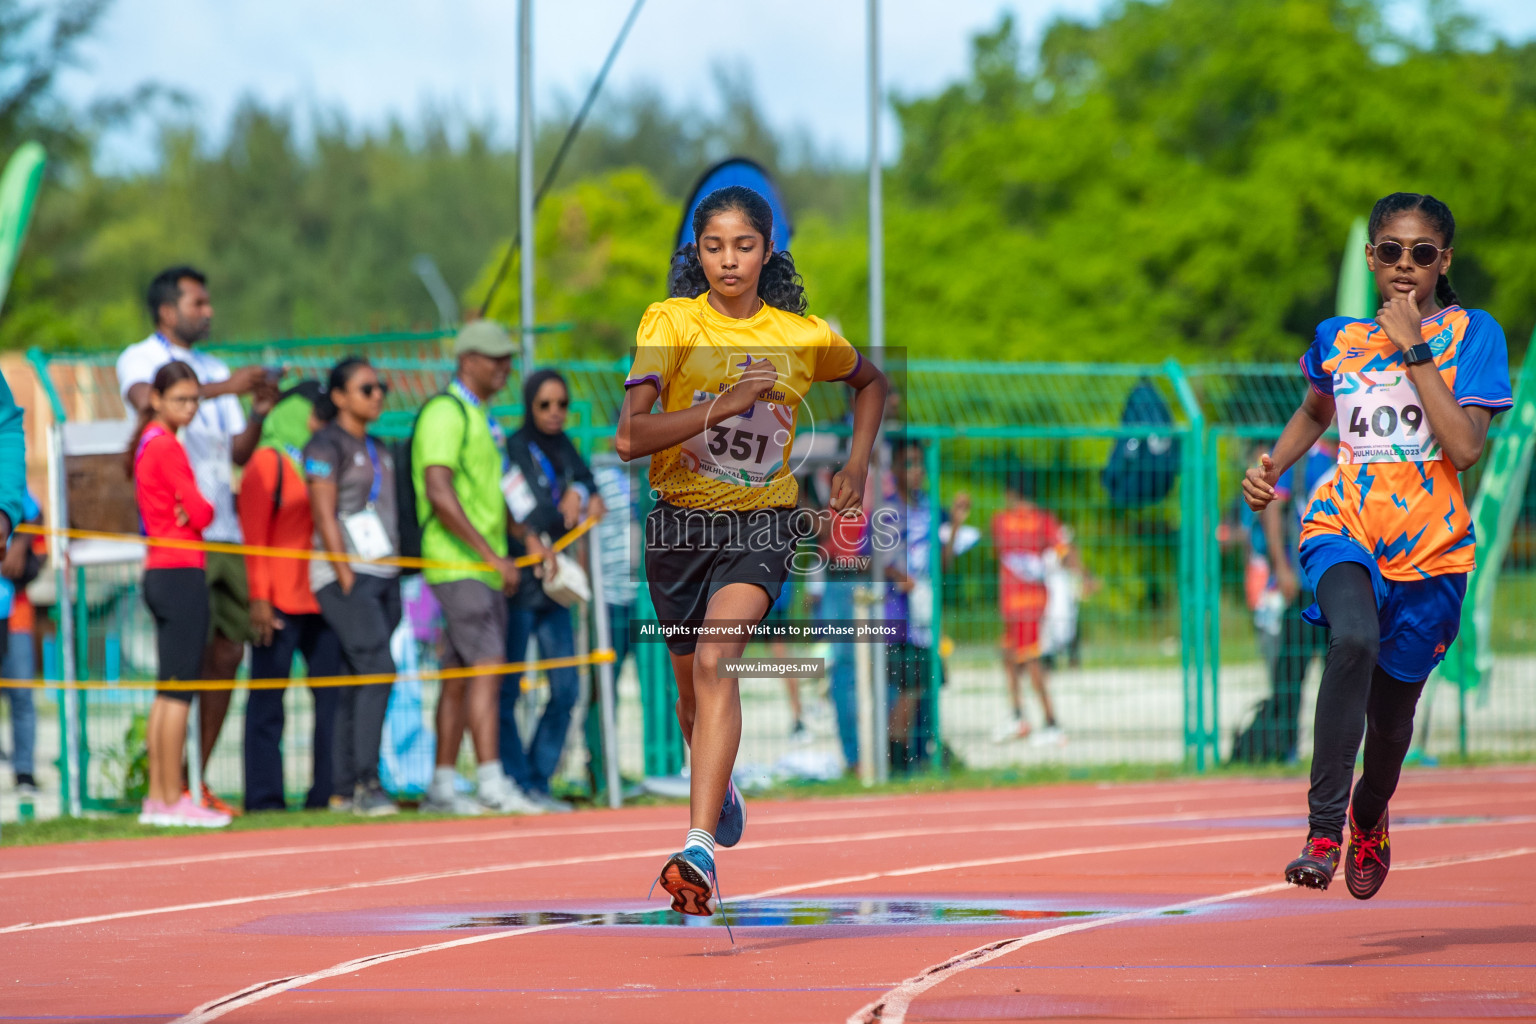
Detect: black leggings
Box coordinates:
(143, 568, 210, 702)
(1307, 563, 1426, 842)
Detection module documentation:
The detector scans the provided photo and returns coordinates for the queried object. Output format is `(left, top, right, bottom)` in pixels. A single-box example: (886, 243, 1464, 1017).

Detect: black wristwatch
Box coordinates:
(1404, 342, 1434, 366)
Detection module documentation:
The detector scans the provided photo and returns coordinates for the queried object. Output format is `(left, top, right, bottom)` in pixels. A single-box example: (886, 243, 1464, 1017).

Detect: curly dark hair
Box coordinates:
(667, 185, 808, 316)
(1368, 192, 1459, 308)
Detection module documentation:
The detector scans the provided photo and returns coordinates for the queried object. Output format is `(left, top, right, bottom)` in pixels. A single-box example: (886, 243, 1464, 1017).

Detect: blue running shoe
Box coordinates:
(656, 847, 716, 916)
(714, 779, 746, 848)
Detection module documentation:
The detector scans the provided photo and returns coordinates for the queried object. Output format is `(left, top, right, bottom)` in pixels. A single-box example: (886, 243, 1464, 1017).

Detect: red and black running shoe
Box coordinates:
(1345, 808, 1391, 900)
(656, 848, 716, 917)
(1284, 835, 1342, 889)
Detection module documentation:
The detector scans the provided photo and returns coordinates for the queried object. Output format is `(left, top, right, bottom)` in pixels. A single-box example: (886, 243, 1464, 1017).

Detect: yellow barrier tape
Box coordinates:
(15, 516, 597, 574)
(0, 649, 616, 692)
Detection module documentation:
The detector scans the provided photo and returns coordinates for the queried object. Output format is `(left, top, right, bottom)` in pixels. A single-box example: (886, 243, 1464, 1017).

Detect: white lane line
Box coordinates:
(7, 798, 1512, 934)
(845, 845, 1536, 1024)
(173, 922, 583, 1024)
(0, 783, 1315, 881)
(167, 828, 1536, 1024)
(165, 828, 1305, 1024)
(0, 804, 1308, 933)
(745, 814, 1536, 898)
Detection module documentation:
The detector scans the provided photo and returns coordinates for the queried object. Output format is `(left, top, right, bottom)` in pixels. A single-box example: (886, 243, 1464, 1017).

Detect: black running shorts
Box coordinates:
(644, 501, 802, 655)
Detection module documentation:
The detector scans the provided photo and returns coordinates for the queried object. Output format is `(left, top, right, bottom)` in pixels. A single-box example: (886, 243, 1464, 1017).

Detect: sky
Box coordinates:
(56, 0, 1536, 170)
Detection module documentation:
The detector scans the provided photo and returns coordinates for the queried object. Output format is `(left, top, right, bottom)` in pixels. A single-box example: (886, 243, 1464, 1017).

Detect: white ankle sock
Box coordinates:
(432, 767, 459, 795)
(476, 761, 507, 788)
(684, 828, 716, 857)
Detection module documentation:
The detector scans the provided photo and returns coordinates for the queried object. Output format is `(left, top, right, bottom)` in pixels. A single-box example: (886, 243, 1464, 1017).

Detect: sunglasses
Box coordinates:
(1370, 241, 1446, 268)
(357, 381, 390, 398)
(536, 398, 569, 411)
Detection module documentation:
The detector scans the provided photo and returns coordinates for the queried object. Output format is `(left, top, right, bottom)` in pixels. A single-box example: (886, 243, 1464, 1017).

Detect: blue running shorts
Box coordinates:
(1299, 533, 1467, 684)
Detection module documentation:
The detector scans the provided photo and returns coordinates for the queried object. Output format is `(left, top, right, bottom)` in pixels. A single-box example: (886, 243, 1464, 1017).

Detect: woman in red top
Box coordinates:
(126, 361, 230, 828)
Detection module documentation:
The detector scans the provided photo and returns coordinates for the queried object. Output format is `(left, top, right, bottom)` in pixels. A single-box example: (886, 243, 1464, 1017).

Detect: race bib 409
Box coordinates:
(1333, 371, 1442, 465)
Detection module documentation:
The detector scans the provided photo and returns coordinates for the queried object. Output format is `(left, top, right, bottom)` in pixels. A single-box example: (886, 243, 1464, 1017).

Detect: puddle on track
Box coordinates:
(436, 899, 1195, 930)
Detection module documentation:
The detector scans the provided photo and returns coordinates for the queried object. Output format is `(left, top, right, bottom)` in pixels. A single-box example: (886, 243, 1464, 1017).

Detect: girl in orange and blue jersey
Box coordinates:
(1244, 193, 1511, 899)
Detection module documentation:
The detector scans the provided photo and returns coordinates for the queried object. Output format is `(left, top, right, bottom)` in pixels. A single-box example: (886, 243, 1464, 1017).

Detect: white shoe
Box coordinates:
(528, 790, 574, 814)
(1029, 725, 1066, 747)
(422, 788, 484, 816)
(477, 777, 546, 815)
(992, 716, 1030, 744)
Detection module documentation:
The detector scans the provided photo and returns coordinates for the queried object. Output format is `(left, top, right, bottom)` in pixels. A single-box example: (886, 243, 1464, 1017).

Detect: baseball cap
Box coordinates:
(453, 320, 516, 359)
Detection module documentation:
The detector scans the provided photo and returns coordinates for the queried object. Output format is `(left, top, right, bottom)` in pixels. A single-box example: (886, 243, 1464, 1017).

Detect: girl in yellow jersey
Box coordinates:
(618, 186, 889, 918)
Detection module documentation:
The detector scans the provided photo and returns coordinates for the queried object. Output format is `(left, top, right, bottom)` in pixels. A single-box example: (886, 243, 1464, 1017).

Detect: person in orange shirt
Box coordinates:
(991, 466, 1085, 747)
(237, 382, 341, 812)
(1245, 193, 1511, 899)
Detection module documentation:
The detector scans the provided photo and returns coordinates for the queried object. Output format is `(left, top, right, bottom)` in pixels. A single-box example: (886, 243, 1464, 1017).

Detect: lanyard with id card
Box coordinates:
(340, 438, 395, 561)
(502, 465, 539, 523)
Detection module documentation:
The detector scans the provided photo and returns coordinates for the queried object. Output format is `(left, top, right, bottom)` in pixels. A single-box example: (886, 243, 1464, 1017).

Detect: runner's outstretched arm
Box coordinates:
(829, 358, 889, 514)
(615, 358, 779, 462)
(1243, 389, 1332, 513)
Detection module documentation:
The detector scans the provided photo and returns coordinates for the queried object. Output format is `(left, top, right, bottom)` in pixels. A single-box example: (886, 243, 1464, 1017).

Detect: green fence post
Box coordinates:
(926, 440, 944, 772)
(1203, 424, 1223, 767)
(1165, 359, 1210, 769)
(633, 483, 683, 777)
(72, 564, 90, 808)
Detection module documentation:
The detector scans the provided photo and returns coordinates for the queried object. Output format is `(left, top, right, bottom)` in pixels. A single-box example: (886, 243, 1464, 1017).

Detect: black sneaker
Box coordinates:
(1284, 835, 1342, 889)
(1345, 809, 1391, 900)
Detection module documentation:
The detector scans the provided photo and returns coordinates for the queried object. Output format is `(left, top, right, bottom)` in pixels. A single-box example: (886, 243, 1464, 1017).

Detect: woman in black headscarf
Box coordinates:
(499, 369, 605, 811)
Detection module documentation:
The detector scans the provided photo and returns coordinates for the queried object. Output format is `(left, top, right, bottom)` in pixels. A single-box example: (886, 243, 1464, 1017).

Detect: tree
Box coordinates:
(799, 0, 1536, 361)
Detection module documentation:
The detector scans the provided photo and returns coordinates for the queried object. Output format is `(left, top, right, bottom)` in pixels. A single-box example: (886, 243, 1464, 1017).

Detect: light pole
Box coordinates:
(518, 0, 536, 373)
(866, 0, 889, 785)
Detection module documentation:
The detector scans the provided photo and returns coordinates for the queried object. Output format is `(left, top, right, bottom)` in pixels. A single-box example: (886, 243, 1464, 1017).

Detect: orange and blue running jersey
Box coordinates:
(1298, 305, 1512, 582)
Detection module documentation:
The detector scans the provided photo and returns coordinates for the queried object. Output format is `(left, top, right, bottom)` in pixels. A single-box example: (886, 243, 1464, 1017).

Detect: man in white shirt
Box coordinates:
(117, 265, 276, 813)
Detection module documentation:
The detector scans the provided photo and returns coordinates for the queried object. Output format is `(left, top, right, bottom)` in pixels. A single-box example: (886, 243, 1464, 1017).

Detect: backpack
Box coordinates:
(1101, 378, 1180, 507)
(391, 393, 468, 575)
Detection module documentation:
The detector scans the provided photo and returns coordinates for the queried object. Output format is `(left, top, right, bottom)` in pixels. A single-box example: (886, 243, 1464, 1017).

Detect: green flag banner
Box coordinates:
(1335, 216, 1377, 318)
(1440, 331, 1536, 693)
(0, 141, 47, 316)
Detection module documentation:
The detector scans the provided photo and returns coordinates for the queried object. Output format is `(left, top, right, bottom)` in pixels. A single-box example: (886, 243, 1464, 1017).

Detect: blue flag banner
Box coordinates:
(675, 157, 793, 253)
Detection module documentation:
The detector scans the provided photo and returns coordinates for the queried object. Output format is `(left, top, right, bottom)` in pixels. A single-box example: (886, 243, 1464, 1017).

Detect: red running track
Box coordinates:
(2, 766, 1534, 1023)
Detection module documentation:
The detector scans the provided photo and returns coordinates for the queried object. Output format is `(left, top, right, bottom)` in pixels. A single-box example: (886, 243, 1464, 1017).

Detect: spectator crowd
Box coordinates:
(117, 266, 605, 827)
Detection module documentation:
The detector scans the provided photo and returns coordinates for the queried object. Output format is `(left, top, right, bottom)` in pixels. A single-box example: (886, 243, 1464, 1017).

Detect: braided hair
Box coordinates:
(1368, 192, 1459, 308)
(667, 185, 808, 316)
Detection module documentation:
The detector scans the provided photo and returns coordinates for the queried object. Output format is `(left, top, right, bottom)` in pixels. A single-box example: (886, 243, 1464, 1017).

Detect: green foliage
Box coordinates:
(1, 64, 860, 352)
(472, 168, 677, 359)
(94, 709, 148, 805)
(804, 0, 1536, 360)
(2, 0, 1534, 362)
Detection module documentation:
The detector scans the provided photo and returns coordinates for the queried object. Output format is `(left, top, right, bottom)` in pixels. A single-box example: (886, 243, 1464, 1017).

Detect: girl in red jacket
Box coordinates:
(127, 361, 230, 828)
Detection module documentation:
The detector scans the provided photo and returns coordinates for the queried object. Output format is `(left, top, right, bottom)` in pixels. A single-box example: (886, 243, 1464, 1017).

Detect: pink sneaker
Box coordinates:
(138, 798, 176, 826)
(166, 793, 231, 828)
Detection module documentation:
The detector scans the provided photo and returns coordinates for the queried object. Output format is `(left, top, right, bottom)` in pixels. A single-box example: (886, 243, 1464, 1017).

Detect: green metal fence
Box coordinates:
(5, 330, 1533, 823)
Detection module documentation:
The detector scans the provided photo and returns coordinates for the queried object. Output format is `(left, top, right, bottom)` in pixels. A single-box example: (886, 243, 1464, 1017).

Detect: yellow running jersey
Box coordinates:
(624, 293, 863, 511)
